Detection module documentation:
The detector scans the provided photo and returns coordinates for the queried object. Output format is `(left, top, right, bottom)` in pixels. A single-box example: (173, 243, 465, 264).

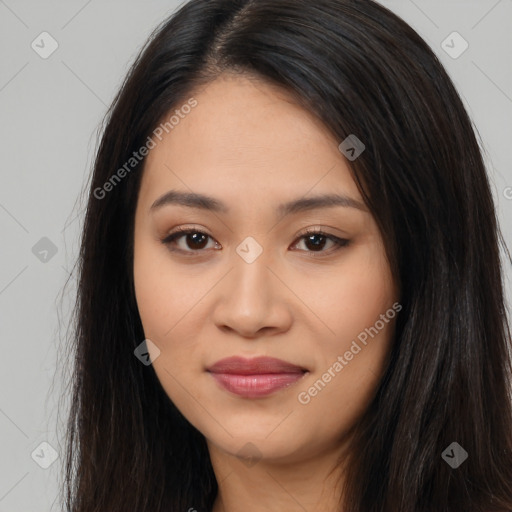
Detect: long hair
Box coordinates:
(59, 0, 512, 510)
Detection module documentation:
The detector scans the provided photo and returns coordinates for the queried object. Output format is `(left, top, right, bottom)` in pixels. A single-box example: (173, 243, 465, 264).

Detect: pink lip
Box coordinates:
(207, 356, 308, 398)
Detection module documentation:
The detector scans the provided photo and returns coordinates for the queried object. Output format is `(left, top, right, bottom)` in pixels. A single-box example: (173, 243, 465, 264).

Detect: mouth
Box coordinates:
(206, 356, 309, 398)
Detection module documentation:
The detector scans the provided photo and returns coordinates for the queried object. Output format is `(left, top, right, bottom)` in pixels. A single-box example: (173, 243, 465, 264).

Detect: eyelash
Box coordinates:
(161, 226, 350, 258)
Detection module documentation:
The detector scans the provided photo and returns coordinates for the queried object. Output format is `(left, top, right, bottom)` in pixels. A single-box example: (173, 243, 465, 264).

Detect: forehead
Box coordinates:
(139, 73, 361, 208)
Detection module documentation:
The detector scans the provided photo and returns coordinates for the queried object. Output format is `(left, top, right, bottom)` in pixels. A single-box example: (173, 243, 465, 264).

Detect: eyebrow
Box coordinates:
(150, 190, 367, 216)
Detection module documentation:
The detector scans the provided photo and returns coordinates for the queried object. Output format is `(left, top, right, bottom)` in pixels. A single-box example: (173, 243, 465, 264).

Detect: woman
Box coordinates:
(60, 0, 512, 510)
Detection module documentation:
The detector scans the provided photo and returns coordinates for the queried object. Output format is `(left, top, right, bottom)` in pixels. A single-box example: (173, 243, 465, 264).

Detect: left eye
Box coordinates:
(162, 229, 219, 253)
(292, 231, 349, 253)
(161, 228, 349, 256)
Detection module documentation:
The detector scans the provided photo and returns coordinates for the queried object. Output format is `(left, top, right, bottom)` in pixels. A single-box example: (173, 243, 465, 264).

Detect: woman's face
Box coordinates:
(133, 73, 398, 464)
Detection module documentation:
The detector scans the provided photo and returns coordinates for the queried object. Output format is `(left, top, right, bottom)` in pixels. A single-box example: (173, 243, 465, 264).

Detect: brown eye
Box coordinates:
(182, 232, 209, 250)
(292, 230, 350, 255)
(161, 227, 349, 257)
(302, 233, 329, 251)
(162, 228, 219, 254)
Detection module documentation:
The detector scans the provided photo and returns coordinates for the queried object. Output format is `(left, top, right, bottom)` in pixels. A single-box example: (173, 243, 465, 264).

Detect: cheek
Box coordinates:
(133, 256, 203, 408)
(335, 258, 394, 340)
(295, 239, 395, 349)
(133, 233, 204, 340)
(133, 238, 213, 405)
(298, 241, 396, 405)
(133, 241, 168, 339)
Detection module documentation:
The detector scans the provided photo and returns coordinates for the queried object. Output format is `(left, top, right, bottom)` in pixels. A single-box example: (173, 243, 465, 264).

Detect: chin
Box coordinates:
(205, 428, 311, 464)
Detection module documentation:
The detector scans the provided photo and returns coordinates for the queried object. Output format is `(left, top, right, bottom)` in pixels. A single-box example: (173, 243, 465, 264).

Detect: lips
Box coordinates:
(207, 356, 308, 398)
(207, 356, 307, 375)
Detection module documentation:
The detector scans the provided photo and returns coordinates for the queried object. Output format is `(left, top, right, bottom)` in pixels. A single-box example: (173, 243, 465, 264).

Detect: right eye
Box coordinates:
(161, 227, 221, 255)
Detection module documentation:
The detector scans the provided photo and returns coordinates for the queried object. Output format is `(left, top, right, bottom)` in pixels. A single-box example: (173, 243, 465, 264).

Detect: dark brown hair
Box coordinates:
(58, 0, 512, 510)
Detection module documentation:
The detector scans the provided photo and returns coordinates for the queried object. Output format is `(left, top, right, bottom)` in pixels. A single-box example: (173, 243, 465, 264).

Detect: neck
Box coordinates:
(208, 438, 348, 512)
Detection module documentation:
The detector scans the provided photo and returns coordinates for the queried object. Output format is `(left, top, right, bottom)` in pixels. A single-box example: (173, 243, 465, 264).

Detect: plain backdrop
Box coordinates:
(0, 1, 511, 510)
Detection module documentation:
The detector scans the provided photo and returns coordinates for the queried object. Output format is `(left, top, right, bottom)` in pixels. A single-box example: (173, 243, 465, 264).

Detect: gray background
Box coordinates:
(0, 1, 511, 510)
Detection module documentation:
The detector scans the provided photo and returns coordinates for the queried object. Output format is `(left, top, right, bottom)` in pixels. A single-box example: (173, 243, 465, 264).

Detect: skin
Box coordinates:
(133, 72, 399, 511)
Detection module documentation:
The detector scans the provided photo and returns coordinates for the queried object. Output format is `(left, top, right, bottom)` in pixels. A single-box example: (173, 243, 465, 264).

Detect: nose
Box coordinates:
(212, 245, 293, 338)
